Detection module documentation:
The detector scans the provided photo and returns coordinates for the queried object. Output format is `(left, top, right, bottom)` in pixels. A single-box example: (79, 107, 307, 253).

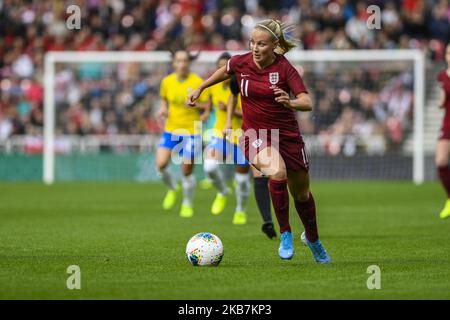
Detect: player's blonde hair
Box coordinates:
(255, 19, 297, 54)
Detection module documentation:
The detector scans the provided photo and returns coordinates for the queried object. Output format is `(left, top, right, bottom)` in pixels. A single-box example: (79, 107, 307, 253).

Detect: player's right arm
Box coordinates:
(224, 74, 240, 135)
(223, 94, 237, 136)
(187, 66, 231, 106)
(199, 92, 213, 122)
(438, 87, 446, 109)
(157, 98, 168, 119)
(437, 71, 447, 109)
(158, 77, 169, 119)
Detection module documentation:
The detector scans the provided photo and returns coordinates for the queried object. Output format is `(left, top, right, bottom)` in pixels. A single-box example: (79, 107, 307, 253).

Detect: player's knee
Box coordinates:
(271, 168, 287, 180)
(182, 165, 194, 176)
(157, 161, 168, 172)
(235, 172, 250, 190)
(203, 158, 219, 173)
(259, 160, 286, 179)
(293, 191, 309, 202)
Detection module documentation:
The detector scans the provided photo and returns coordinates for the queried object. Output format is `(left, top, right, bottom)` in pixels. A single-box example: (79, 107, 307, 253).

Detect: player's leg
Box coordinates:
(180, 162, 196, 218)
(179, 135, 201, 218)
(199, 139, 213, 190)
(436, 139, 450, 219)
(199, 118, 215, 190)
(252, 166, 276, 238)
(232, 164, 250, 225)
(204, 137, 231, 215)
(156, 132, 179, 210)
(231, 142, 250, 225)
(286, 168, 317, 242)
(287, 169, 330, 264)
(252, 146, 292, 259)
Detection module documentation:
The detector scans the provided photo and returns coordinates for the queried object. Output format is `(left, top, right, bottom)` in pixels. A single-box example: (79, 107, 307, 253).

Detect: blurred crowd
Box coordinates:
(1, 0, 449, 155)
(299, 66, 413, 155)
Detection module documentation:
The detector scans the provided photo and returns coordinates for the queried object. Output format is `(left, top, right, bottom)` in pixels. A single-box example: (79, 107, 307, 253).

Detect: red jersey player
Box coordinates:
(436, 43, 450, 219)
(188, 19, 330, 264)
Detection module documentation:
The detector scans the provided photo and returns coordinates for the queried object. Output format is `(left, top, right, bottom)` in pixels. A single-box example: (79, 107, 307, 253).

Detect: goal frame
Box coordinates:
(43, 49, 425, 184)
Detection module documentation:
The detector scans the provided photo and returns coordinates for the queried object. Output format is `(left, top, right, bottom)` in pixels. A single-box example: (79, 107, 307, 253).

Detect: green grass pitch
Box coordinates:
(0, 181, 449, 299)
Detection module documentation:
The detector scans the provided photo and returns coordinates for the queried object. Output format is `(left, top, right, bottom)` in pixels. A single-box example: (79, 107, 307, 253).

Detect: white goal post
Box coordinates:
(43, 49, 425, 185)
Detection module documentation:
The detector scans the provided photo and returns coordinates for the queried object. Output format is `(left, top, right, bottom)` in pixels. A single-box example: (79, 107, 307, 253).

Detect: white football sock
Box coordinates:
(159, 167, 177, 190)
(235, 172, 250, 212)
(181, 174, 196, 206)
(203, 158, 230, 195)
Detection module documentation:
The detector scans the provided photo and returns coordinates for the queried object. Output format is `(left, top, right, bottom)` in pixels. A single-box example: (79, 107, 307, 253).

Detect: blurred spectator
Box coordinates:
(428, 0, 450, 43)
(345, 2, 375, 47)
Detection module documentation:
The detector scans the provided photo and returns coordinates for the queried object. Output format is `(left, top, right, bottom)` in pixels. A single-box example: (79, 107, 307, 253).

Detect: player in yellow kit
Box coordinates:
(203, 52, 251, 225)
(156, 50, 210, 218)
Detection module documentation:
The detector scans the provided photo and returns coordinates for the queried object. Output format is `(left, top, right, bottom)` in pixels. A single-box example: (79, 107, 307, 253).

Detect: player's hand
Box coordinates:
(187, 88, 202, 107)
(233, 109, 243, 118)
(157, 108, 168, 119)
(200, 111, 210, 123)
(217, 101, 226, 110)
(273, 87, 291, 108)
(223, 121, 232, 138)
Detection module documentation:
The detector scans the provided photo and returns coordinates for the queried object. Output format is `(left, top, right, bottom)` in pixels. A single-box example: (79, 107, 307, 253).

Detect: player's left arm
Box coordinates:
(274, 88, 312, 111)
(278, 64, 312, 111)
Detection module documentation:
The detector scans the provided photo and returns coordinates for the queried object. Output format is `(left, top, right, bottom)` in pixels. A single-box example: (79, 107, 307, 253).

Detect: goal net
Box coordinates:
(42, 50, 425, 184)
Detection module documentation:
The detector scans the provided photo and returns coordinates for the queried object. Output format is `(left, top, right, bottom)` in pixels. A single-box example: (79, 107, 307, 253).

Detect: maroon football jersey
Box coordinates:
(438, 70, 450, 132)
(226, 52, 308, 138)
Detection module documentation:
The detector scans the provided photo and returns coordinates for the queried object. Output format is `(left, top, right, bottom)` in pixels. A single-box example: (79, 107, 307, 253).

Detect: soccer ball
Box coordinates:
(186, 232, 224, 266)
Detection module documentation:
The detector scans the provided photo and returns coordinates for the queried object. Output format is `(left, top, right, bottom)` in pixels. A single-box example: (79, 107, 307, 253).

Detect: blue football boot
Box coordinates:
(279, 231, 294, 260)
(301, 231, 331, 264)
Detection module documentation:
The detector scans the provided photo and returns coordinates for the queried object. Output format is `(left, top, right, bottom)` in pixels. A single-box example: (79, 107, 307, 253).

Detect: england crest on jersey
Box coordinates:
(269, 72, 279, 85)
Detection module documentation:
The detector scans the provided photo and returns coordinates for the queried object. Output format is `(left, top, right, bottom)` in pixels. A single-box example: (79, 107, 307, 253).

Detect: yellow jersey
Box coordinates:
(210, 82, 243, 144)
(160, 72, 210, 135)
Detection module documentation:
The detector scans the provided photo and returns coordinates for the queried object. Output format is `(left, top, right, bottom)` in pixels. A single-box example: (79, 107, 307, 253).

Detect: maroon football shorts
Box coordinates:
(238, 130, 309, 172)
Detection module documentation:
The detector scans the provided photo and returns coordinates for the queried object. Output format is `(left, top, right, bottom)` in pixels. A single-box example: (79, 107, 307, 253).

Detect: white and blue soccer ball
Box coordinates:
(186, 232, 223, 266)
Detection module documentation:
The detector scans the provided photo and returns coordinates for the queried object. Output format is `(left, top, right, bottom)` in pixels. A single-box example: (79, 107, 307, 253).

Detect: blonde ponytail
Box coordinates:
(255, 19, 297, 54)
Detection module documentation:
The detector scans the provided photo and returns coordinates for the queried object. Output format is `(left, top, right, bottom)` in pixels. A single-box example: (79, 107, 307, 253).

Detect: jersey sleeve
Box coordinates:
(160, 77, 167, 99)
(229, 74, 240, 96)
(226, 55, 240, 75)
(286, 64, 308, 96)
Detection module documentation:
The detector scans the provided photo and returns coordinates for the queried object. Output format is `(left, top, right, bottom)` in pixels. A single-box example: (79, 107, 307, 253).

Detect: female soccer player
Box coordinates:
(436, 43, 450, 219)
(228, 72, 277, 238)
(188, 19, 330, 263)
(204, 53, 276, 237)
(157, 50, 210, 218)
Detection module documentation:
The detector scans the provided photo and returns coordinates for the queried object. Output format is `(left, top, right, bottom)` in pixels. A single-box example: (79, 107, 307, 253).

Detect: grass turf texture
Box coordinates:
(0, 181, 449, 299)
